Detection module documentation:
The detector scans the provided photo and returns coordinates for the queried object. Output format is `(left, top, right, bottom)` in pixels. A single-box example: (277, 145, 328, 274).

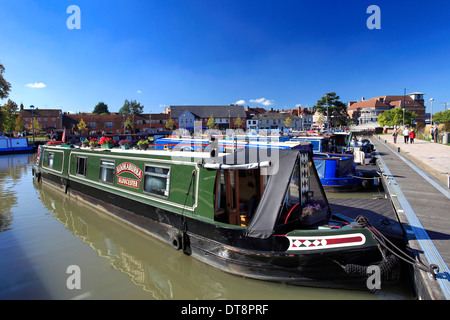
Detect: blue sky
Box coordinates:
(1, 0, 449, 114)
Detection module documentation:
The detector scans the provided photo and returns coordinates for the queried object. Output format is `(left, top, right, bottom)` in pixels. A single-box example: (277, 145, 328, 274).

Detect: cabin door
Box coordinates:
(224, 169, 240, 225)
(214, 169, 263, 226)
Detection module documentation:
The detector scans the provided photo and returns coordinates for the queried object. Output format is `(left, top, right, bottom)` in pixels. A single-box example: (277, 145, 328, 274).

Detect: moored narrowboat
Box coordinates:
(33, 141, 399, 290)
(0, 136, 34, 155)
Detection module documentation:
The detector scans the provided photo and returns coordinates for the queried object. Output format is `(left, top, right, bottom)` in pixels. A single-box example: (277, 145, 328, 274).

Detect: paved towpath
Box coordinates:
(372, 135, 450, 299)
(376, 134, 450, 185)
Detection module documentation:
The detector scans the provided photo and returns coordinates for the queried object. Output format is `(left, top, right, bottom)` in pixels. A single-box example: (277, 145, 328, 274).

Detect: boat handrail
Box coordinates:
(203, 161, 271, 170)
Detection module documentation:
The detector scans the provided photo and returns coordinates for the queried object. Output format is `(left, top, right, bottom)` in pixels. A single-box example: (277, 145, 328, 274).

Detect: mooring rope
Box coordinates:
(354, 215, 439, 278)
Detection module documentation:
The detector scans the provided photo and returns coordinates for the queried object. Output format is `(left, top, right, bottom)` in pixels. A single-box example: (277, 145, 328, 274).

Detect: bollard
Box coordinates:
(398, 147, 400, 153)
(385, 140, 387, 143)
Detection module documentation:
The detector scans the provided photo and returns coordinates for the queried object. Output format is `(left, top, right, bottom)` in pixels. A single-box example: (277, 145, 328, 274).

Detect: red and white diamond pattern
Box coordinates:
(287, 234, 366, 251)
(292, 238, 327, 248)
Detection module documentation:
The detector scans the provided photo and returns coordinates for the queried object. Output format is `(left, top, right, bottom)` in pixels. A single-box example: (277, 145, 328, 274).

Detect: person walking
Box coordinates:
(430, 126, 435, 142)
(434, 126, 439, 143)
(392, 129, 398, 143)
(409, 129, 415, 144)
(403, 127, 410, 144)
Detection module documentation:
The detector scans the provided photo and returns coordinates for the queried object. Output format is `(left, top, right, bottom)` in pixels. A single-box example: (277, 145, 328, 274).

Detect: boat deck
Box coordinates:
(328, 197, 404, 241)
(371, 137, 450, 300)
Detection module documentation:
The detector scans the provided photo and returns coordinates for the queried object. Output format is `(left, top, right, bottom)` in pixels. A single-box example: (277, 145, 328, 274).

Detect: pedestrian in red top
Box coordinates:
(409, 129, 415, 144)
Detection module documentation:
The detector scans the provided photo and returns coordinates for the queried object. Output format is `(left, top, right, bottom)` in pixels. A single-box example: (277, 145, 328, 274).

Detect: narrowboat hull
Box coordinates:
(33, 145, 399, 291)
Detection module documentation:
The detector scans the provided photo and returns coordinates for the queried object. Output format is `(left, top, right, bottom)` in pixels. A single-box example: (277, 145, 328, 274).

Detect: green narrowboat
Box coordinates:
(32, 141, 399, 290)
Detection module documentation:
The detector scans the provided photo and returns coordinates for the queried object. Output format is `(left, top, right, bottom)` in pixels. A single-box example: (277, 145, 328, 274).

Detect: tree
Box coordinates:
(77, 118, 87, 133)
(377, 108, 417, 127)
(124, 116, 134, 133)
(1, 99, 18, 132)
(165, 118, 175, 131)
(93, 102, 109, 115)
(283, 117, 292, 128)
(433, 110, 450, 124)
(14, 113, 25, 132)
(234, 115, 243, 128)
(0, 62, 12, 100)
(313, 92, 348, 127)
(31, 118, 41, 132)
(206, 114, 215, 129)
(119, 99, 144, 115)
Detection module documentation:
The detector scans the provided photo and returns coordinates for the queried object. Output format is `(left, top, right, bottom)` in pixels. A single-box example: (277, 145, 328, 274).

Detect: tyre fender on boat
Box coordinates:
(172, 235, 182, 250)
(34, 170, 41, 182)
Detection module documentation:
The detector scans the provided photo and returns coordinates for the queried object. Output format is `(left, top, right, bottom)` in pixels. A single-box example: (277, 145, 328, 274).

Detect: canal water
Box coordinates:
(0, 153, 415, 300)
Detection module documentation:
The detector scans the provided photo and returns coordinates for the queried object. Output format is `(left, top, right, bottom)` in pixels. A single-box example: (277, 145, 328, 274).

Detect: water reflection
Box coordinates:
(35, 177, 413, 300)
(0, 154, 33, 232)
(0, 154, 415, 299)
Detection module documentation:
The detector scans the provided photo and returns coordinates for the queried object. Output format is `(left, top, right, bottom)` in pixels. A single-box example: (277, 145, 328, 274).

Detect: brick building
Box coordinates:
(63, 113, 170, 134)
(348, 92, 426, 125)
(20, 107, 63, 132)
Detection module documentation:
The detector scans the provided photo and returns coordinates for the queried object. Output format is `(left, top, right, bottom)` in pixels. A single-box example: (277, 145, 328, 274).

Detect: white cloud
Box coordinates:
(25, 82, 46, 88)
(250, 98, 274, 106)
(137, 90, 142, 93)
(234, 99, 246, 105)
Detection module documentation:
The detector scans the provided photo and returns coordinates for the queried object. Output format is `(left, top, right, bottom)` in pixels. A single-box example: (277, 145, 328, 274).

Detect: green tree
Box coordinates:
(0, 62, 12, 100)
(1, 99, 18, 132)
(93, 102, 109, 115)
(206, 114, 215, 129)
(119, 99, 144, 115)
(378, 108, 417, 127)
(433, 110, 450, 124)
(313, 92, 348, 127)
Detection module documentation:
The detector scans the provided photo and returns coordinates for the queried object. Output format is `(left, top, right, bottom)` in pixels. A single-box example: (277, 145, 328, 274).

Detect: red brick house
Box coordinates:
(348, 92, 426, 125)
(20, 107, 63, 132)
(63, 113, 169, 134)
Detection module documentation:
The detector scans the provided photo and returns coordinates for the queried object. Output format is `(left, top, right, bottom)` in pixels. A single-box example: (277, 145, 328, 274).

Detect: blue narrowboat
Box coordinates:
(0, 136, 34, 155)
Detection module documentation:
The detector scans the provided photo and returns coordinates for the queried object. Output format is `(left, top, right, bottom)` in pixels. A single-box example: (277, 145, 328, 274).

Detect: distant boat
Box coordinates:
(313, 153, 362, 191)
(0, 136, 34, 155)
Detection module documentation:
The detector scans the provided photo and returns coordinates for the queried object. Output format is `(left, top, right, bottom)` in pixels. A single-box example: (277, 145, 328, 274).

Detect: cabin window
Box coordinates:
(76, 156, 88, 176)
(46, 152, 55, 169)
(99, 160, 115, 184)
(143, 165, 170, 198)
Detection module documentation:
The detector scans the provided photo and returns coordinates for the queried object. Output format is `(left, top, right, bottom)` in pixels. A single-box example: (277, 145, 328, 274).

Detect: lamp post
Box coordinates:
(403, 88, 409, 126)
(430, 98, 434, 127)
(30, 105, 35, 143)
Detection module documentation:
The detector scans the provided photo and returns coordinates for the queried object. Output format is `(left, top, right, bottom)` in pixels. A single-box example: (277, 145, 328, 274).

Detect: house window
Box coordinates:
(76, 156, 88, 176)
(99, 160, 115, 184)
(106, 122, 113, 128)
(143, 165, 170, 198)
(89, 122, 96, 129)
(52, 118, 56, 122)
